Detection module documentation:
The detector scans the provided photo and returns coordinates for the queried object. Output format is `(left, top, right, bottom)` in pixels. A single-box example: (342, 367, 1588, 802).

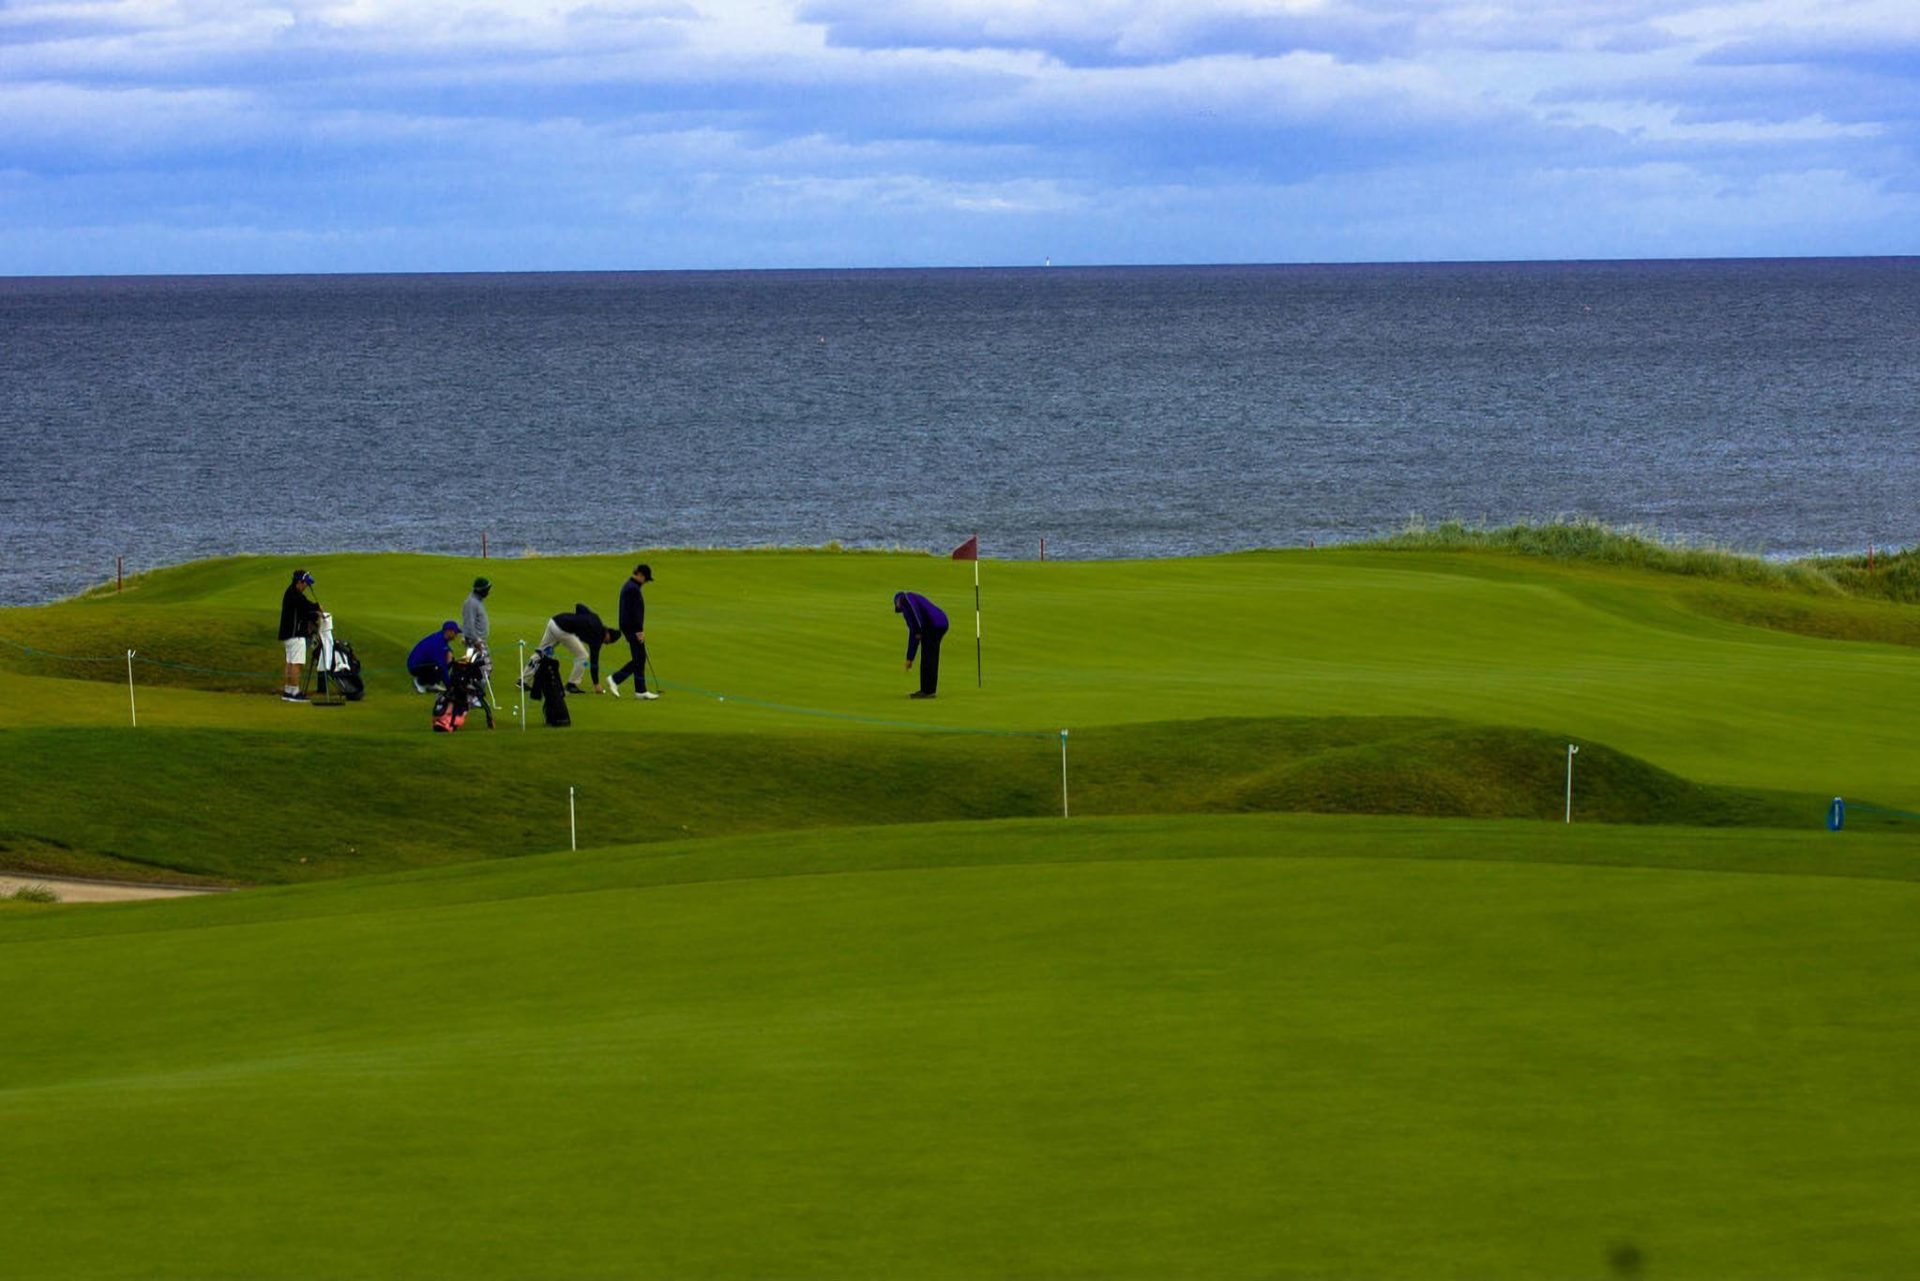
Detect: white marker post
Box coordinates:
(1565, 743, 1580, 823)
(126, 649, 137, 728)
(569, 786, 577, 852)
(518, 639, 526, 732)
(1060, 729, 1071, 818)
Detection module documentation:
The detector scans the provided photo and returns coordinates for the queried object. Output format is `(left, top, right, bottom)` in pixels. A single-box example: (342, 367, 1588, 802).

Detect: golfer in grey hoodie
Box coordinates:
(462, 577, 492, 674)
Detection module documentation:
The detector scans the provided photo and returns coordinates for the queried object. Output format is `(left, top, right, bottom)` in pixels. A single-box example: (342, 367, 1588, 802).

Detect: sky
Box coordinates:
(1, 0, 1916, 273)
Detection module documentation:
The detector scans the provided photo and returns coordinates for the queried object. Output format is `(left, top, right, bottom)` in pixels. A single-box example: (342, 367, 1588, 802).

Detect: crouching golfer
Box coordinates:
(408, 620, 463, 692)
(893, 590, 948, 699)
(277, 569, 319, 703)
(524, 604, 617, 695)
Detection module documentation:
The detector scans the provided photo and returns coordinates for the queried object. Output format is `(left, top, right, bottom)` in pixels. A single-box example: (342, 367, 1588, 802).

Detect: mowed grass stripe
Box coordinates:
(2, 818, 1917, 1279)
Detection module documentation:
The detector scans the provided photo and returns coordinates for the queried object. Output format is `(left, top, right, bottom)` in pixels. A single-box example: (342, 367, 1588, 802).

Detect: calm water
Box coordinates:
(2, 260, 1915, 605)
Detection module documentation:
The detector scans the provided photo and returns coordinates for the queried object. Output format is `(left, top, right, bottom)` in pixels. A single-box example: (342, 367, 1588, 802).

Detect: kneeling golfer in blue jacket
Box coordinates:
(407, 620, 462, 693)
(893, 591, 948, 699)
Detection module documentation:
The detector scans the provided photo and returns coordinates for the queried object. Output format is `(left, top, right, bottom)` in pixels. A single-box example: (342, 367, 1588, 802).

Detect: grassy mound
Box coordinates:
(1195, 721, 1803, 826)
(0, 716, 1838, 884)
(1369, 517, 1920, 612)
(4, 814, 1919, 1279)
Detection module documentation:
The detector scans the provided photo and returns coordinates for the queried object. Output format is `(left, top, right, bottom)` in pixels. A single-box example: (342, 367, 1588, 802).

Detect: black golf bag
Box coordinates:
(433, 652, 494, 732)
(321, 638, 365, 702)
(526, 653, 570, 728)
(311, 612, 364, 703)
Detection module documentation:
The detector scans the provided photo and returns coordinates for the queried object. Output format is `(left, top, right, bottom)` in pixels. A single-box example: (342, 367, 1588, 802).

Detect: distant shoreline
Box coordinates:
(6, 522, 1910, 612)
(4, 254, 1918, 286)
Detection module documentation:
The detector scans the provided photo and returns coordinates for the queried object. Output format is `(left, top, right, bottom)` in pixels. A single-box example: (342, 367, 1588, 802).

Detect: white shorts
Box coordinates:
(283, 636, 308, 665)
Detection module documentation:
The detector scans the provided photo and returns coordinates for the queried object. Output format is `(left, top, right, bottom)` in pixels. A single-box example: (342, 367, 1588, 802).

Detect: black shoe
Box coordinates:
(909, 691, 935, 699)
(565, 682, 586, 694)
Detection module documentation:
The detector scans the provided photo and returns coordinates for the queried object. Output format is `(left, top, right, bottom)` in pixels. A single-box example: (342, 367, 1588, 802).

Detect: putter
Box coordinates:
(646, 651, 664, 695)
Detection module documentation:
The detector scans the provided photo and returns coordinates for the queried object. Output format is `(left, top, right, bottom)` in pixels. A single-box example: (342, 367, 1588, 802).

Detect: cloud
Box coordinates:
(798, 0, 1704, 66)
(0, 0, 1916, 271)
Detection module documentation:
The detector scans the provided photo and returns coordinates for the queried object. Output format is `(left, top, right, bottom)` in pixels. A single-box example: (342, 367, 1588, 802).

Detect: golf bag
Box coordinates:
(433, 650, 495, 732)
(311, 612, 365, 703)
(320, 638, 365, 701)
(526, 653, 570, 728)
(431, 688, 467, 733)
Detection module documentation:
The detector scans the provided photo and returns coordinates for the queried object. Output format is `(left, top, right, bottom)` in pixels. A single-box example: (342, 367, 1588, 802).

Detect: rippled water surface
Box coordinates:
(2, 260, 1915, 603)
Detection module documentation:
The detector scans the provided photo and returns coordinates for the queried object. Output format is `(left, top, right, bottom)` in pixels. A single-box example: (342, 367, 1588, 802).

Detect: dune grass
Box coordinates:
(1369, 517, 1920, 612)
(3, 814, 1918, 1280)
(1367, 516, 1842, 589)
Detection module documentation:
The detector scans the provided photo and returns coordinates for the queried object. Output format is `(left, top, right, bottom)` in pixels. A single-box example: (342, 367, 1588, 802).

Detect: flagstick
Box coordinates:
(973, 549, 982, 688)
(126, 649, 137, 728)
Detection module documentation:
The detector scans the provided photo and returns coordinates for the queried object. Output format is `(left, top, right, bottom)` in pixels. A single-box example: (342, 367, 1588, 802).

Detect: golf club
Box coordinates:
(646, 650, 664, 695)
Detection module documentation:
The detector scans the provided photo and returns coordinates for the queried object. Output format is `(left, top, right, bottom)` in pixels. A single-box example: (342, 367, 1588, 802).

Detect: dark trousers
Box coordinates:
(409, 662, 444, 688)
(918, 626, 946, 695)
(610, 636, 648, 691)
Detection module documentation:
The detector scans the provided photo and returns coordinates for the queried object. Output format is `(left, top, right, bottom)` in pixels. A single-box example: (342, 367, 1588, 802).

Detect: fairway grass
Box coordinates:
(3, 548, 1916, 1277)
(3, 815, 1918, 1280)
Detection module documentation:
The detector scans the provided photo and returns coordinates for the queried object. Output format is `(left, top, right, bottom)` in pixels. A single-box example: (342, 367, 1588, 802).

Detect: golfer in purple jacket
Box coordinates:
(893, 591, 949, 698)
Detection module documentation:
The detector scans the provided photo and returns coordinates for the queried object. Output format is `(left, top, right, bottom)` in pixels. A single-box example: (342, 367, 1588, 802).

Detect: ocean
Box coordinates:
(2, 259, 1915, 605)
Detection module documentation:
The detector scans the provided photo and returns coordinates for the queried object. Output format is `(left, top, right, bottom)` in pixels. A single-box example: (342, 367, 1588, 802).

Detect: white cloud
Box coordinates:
(0, 0, 1914, 270)
(741, 171, 1079, 215)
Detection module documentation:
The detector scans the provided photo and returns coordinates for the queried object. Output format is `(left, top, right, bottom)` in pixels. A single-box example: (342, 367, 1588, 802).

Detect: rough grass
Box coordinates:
(0, 833, 233, 886)
(1805, 543, 1920, 605)
(1365, 518, 1920, 645)
(1365, 516, 1888, 594)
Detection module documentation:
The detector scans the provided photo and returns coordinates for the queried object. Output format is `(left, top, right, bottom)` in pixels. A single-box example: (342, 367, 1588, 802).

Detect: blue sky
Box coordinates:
(2, 0, 1915, 273)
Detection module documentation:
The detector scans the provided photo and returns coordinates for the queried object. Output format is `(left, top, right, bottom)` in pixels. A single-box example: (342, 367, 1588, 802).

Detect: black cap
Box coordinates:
(292, 569, 314, 585)
(634, 563, 653, 581)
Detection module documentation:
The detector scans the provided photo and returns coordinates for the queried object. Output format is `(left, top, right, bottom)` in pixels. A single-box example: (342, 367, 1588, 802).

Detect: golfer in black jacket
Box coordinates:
(607, 563, 658, 700)
(277, 569, 320, 703)
(527, 604, 618, 695)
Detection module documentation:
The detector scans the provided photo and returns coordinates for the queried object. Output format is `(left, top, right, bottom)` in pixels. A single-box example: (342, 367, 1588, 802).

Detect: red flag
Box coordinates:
(951, 535, 979, 561)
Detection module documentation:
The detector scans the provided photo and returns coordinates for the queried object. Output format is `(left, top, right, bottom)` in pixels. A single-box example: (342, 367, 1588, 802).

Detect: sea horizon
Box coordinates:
(6, 252, 1917, 285)
(4, 258, 1915, 606)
